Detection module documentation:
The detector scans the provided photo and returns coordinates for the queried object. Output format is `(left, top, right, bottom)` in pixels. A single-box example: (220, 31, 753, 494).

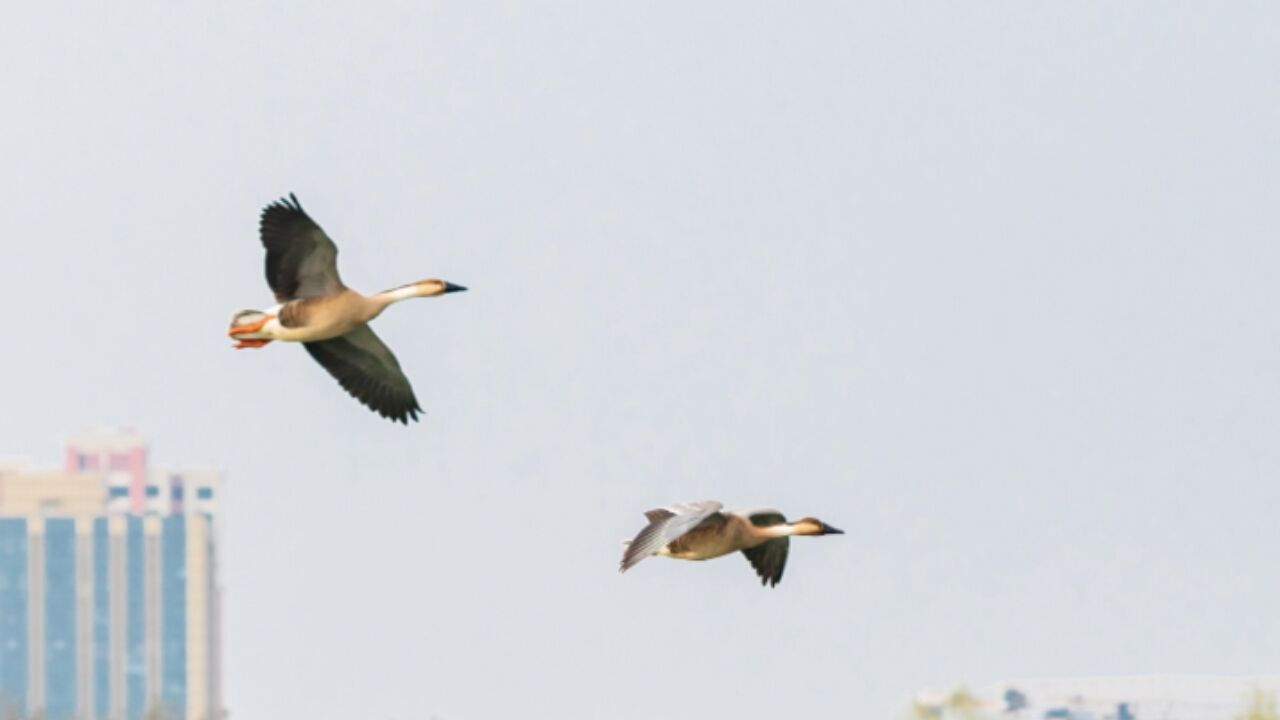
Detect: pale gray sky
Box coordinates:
(2, 2, 1278, 718)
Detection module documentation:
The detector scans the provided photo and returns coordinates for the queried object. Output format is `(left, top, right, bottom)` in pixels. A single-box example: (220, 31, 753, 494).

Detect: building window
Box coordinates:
(171, 487, 183, 500)
(196, 488, 214, 500)
(145, 486, 159, 498)
(108, 487, 129, 499)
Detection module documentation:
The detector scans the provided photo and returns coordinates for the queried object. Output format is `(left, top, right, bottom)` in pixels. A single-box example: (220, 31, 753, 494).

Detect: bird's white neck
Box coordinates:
(757, 523, 801, 539)
(368, 283, 434, 316)
(377, 284, 425, 303)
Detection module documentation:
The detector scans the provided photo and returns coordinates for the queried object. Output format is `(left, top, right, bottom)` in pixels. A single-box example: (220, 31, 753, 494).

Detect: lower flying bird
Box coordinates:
(227, 194, 466, 423)
(619, 501, 843, 587)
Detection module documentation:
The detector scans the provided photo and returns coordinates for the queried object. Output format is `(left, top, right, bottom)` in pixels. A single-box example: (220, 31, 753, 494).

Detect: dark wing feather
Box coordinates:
(741, 538, 789, 587)
(745, 510, 787, 527)
(260, 194, 344, 301)
(303, 324, 422, 424)
(741, 510, 789, 587)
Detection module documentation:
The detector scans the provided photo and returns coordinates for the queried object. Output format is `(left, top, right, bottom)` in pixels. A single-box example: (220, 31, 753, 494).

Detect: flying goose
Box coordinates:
(619, 500, 843, 587)
(227, 194, 466, 423)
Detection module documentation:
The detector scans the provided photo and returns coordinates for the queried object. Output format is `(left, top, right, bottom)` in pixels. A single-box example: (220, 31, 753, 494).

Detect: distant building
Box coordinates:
(0, 429, 222, 720)
(910, 675, 1280, 720)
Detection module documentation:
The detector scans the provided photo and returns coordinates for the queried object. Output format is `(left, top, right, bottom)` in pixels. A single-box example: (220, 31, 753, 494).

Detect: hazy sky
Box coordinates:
(2, 2, 1278, 718)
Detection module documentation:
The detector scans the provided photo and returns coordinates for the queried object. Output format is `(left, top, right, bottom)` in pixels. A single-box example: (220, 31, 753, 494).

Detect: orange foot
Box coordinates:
(227, 314, 275, 337)
(234, 339, 273, 349)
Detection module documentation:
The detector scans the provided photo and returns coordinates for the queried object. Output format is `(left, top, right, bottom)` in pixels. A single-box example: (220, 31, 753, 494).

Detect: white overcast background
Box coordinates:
(2, 3, 1278, 719)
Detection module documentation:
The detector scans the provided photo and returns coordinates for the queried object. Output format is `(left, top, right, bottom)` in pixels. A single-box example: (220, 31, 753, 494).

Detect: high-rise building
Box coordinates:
(0, 430, 222, 720)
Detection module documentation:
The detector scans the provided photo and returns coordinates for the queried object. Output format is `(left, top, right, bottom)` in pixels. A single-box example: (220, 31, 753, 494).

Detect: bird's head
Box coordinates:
(412, 279, 468, 297)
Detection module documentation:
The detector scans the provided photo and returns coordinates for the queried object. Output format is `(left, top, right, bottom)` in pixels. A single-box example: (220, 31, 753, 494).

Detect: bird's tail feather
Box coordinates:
(228, 309, 270, 338)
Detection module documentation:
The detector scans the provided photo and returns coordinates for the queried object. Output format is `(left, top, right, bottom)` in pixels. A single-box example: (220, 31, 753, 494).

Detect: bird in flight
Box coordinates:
(619, 501, 843, 587)
(227, 193, 466, 423)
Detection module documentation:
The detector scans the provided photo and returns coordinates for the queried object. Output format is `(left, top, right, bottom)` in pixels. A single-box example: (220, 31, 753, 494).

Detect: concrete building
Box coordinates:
(0, 430, 222, 720)
(908, 675, 1280, 720)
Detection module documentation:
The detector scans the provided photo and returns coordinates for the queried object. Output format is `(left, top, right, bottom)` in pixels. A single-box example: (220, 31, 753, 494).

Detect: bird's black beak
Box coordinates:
(821, 523, 844, 535)
(443, 282, 467, 294)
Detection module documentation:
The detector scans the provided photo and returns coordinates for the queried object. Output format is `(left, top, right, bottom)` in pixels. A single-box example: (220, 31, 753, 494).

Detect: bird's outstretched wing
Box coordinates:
(620, 500, 724, 572)
(740, 510, 789, 587)
(260, 193, 344, 302)
(303, 324, 422, 424)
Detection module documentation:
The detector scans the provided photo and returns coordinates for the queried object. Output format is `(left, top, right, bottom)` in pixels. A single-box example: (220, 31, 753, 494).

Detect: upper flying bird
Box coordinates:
(619, 501, 843, 587)
(227, 193, 466, 423)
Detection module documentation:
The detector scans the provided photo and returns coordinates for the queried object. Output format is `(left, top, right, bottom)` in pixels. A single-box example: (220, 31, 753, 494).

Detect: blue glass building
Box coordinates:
(0, 519, 27, 718)
(160, 515, 187, 715)
(125, 517, 146, 720)
(44, 519, 78, 720)
(0, 444, 222, 720)
(92, 518, 110, 720)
